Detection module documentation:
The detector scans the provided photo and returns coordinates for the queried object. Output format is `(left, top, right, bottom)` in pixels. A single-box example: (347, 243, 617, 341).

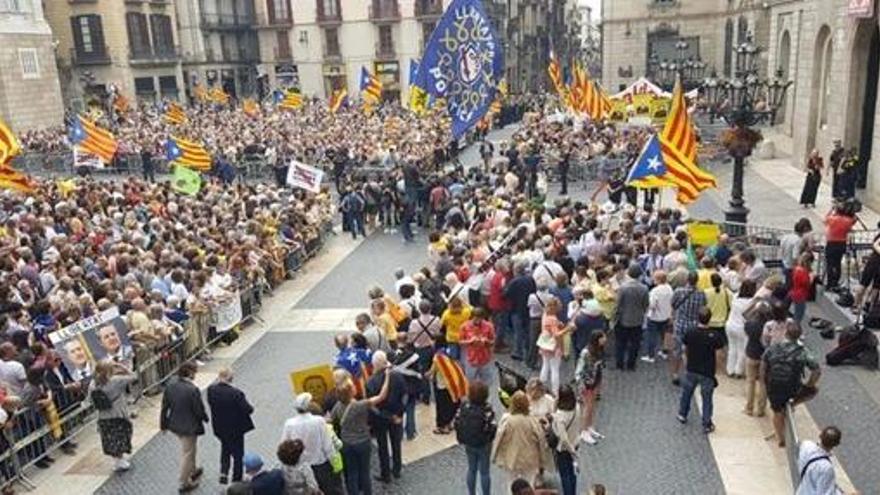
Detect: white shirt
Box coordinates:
(0, 360, 27, 396)
(280, 413, 335, 466)
(795, 441, 841, 495)
(647, 283, 674, 322)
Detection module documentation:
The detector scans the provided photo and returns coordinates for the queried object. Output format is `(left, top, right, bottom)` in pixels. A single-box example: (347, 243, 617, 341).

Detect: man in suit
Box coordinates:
(365, 350, 407, 483)
(161, 362, 209, 493)
(207, 368, 255, 486)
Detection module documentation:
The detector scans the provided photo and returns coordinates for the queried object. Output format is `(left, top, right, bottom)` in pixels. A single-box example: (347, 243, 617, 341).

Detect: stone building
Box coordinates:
(600, 0, 770, 93)
(175, 0, 261, 99)
(763, 0, 880, 206)
(45, 0, 184, 106)
(0, 0, 64, 130)
(505, 0, 579, 94)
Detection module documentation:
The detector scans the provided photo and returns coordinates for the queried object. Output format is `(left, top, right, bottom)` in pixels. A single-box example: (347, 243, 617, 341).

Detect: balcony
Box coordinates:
(200, 12, 255, 30)
(129, 45, 181, 66)
(71, 46, 111, 65)
(259, 14, 293, 28)
(376, 43, 396, 60)
(414, 0, 443, 19)
(370, 1, 400, 23)
(316, 0, 342, 25)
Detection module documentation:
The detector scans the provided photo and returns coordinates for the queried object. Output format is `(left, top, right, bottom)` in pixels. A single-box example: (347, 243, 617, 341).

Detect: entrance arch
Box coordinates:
(806, 25, 832, 155)
(844, 20, 880, 188)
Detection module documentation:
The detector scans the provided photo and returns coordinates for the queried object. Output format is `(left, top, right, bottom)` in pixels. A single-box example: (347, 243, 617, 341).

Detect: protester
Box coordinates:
(575, 331, 606, 445)
(613, 264, 649, 370)
(459, 307, 496, 383)
(280, 392, 343, 494)
(762, 323, 821, 447)
(796, 426, 844, 495)
(242, 451, 285, 495)
(550, 385, 580, 495)
(160, 362, 209, 493)
(676, 308, 725, 434)
(365, 351, 406, 484)
(537, 297, 571, 395)
(491, 391, 549, 488)
(454, 380, 497, 495)
(276, 439, 321, 495)
(89, 361, 137, 472)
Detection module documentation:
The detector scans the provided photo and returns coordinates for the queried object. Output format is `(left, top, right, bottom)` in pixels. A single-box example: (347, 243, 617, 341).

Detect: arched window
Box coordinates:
(818, 31, 833, 127)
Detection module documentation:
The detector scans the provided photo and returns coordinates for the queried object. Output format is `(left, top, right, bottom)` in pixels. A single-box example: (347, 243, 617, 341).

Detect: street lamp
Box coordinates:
(702, 34, 793, 226)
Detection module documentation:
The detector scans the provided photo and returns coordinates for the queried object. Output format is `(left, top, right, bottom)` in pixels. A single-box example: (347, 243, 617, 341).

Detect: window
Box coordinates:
(276, 30, 291, 59)
(325, 28, 340, 56)
(150, 15, 174, 55)
(320, 0, 339, 18)
(819, 36, 833, 127)
(126, 12, 151, 57)
(268, 0, 291, 23)
(18, 49, 39, 79)
(71, 15, 107, 57)
(379, 25, 393, 53)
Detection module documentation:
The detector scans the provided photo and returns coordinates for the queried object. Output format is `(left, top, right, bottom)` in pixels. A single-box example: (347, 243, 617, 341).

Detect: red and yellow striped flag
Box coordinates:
(0, 117, 21, 165)
(0, 165, 35, 194)
(434, 351, 468, 403)
(113, 93, 129, 114)
(163, 102, 188, 125)
(70, 116, 118, 164)
(242, 98, 260, 117)
(659, 77, 717, 204)
(193, 84, 209, 103)
(209, 86, 230, 105)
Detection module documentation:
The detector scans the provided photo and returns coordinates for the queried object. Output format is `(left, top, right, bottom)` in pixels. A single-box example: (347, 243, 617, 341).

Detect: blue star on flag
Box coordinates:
(626, 134, 672, 189)
(165, 139, 182, 162)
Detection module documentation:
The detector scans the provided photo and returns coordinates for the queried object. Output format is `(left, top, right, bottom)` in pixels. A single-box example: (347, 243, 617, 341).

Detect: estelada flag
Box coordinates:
(0, 165, 35, 194)
(0, 117, 22, 165)
(434, 350, 468, 403)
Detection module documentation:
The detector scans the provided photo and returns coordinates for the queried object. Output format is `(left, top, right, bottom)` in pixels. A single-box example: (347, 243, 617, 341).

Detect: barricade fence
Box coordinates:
(0, 220, 334, 492)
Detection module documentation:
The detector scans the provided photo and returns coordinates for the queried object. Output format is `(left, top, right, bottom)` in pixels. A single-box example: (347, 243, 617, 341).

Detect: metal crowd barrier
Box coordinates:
(0, 220, 334, 493)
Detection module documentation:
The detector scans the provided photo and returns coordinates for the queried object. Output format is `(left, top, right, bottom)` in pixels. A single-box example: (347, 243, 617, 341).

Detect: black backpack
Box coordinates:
(454, 402, 496, 448)
(765, 344, 804, 387)
(90, 388, 114, 411)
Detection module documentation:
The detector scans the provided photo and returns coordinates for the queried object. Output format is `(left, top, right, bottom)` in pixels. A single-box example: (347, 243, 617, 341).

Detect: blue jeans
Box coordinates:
(493, 311, 511, 347)
(643, 319, 668, 358)
(404, 394, 418, 439)
(349, 213, 365, 239)
(446, 343, 461, 361)
(511, 312, 528, 360)
(342, 440, 372, 495)
(465, 361, 493, 384)
(793, 301, 806, 326)
(678, 372, 716, 427)
(465, 444, 491, 495)
(555, 450, 577, 495)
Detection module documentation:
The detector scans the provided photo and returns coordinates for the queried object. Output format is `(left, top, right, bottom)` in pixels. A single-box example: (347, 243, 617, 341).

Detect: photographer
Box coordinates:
(824, 201, 857, 292)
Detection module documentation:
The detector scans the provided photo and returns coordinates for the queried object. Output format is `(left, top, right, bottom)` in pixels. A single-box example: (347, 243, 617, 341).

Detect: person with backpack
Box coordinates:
(454, 381, 497, 495)
(90, 361, 138, 472)
(761, 322, 821, 447)
(796, 426, 844, 495)
(549, 386, 580, 495)
(340, 188, 366, 240)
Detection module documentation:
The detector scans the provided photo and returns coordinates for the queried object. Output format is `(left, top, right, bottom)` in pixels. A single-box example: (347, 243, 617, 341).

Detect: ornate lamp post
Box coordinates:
(702, 34, 793, 225)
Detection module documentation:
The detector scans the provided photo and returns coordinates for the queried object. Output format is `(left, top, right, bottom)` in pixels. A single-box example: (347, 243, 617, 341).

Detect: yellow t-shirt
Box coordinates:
(375, 313, 398, 343)
(441, 306, 472, 344)
(697, 269, 715, 291)
(591, 283, 616, 322)
(704, 288, 731, 328)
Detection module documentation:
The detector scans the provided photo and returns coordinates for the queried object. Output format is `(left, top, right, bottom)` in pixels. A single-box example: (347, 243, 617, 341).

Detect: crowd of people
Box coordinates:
(122, 108, 853, 495)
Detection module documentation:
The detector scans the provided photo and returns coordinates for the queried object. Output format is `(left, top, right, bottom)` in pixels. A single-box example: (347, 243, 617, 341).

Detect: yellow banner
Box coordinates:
(289, 364, 334, 406)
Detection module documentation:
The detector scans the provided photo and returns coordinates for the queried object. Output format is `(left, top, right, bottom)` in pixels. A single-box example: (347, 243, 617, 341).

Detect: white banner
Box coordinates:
(286, 160, 324, 193)
(73, 147, 104, 169)
(212, 291, 243, 333)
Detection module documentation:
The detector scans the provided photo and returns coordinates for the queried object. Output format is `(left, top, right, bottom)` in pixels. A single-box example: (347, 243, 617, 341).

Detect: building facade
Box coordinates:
(176, 0, 261, 99)
(504, 0, 579, 94)
(601, 0, 770, 93)
(0, 0, 65, 130)
(763, 0, 880, 206)
(45, 0, 184, 106)
(577, 2, 601, 77)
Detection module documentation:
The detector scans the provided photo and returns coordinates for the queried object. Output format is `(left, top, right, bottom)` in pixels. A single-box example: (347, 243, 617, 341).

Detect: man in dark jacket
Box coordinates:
(207, 368, 255, 486)
(161, 362, 209, 493)
(365, 351, 407, 483)
(503, 261, 537, 361)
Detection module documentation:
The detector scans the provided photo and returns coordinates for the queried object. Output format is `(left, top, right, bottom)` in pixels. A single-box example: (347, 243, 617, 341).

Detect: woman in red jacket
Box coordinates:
(788, 252, 815, 326)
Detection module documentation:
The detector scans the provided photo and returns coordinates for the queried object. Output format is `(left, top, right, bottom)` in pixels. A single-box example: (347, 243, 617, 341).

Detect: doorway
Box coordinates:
(845, 21, 879, 188)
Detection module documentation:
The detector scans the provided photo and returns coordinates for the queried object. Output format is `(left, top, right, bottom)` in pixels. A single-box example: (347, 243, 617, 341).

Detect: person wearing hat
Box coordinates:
(242, 451, 284, 495)
(207, 368, 255, 486)
(160, 362, 209, 493)
(280, 392, 344, 494)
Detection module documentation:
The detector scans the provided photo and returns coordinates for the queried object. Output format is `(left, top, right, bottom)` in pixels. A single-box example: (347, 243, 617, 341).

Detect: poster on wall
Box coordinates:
(49, 307, 135, 377)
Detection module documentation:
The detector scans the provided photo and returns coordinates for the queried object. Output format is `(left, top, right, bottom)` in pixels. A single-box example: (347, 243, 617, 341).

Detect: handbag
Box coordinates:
(536, 332, 557, 352)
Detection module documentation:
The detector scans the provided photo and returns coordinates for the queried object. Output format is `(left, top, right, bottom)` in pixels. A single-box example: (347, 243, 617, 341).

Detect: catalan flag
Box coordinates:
(165, 136, 212, 172)
(67, 115, 118, 164)
(659, 76, 717, 204)
(193, 84, 209, 103)
(548, 51, 564, 93)
(163, 101, 188, 125)
(434, 350, 468, 403)
(209, 86, 230, 105)
(277, 89, 303, 110)
(0, 165, 34, 194)
(359, 66, 383, 103)
(242, 98, 260, 117)
(0, 117, 22, 165)
(328, 88, 348, 114)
